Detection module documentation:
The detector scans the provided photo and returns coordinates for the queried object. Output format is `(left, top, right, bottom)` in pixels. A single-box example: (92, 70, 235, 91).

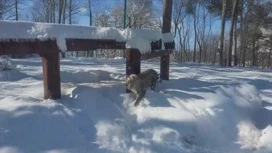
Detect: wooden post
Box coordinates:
(160, 0, 173, 80)
(126, 48, 141, 93)
(42, 52, 61, 99)
(160, 55, 170, 80)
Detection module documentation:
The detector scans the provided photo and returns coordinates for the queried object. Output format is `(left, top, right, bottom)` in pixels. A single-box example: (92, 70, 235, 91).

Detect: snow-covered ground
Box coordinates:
(0, 57, 271, 153)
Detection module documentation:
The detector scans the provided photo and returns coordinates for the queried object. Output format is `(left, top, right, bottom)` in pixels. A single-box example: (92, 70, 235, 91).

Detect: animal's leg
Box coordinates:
(134, 90, 146, 106)
(151, 78, 157, 91)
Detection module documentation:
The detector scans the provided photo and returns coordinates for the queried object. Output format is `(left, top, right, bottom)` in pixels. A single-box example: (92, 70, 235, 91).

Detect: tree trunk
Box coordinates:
(69, 0, 72, 24)
(213, 48, 217, 64)
(45, 0, 50, 22)
(62, 0, 66, 24)
(268, 49, 272, 68)
(234, 19, 238, 66)
(252, 39, 256, 67)
(89, 0, 92, 26)
(15, 0, 18, 20)
(178, 26, 183, 62)
(241, 1, 247, 67)
(219, 0, 227, 66)
(228, 0, 239, 66)
(193, 7, 197, 63)
(58, 0, 63, 24)
(52, 0, 56, 23)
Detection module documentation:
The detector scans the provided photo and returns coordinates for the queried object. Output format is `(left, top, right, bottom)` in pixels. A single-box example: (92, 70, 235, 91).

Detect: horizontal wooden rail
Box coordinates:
(65, 38, 163, 51)
(0, 39, 59, 55)
(141, 49, 173, 60)
(65, 38, 126, 51)
(0, 38, 166, 54)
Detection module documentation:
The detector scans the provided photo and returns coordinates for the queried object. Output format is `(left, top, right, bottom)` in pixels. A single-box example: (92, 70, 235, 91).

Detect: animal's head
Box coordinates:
(125, 74, 137, 89)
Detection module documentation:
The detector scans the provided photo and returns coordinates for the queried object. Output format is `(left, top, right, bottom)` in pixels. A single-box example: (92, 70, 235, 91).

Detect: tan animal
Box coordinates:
(126, 69, 159, 106)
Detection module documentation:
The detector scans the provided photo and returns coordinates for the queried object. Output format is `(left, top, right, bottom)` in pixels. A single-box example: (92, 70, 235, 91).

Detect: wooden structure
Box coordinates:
(0, 38, 174, 99)
(0, 0, 174, 99)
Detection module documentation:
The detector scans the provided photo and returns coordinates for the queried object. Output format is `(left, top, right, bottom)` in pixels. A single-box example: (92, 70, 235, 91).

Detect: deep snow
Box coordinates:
(0, 57, 271, 153)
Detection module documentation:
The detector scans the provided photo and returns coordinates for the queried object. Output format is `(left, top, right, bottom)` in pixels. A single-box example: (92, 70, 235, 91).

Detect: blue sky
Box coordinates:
(77, 0, 224, 33)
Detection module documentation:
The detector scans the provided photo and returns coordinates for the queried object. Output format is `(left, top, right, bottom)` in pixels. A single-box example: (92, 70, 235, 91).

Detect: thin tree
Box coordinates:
(193, 1, 198, 62)
(58, 0, 63, 23)
(219, 0, 227, 66)
(68, 0, 72, 24)
(62, 0, 67, 24)
(15, 0, 18, 20)
(227, 0, 239, 66)
(233, 17, 238, 66)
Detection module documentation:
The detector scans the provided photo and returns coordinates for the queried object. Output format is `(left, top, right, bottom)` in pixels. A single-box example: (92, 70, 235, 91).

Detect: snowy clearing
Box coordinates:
(0, 57, 272, 153)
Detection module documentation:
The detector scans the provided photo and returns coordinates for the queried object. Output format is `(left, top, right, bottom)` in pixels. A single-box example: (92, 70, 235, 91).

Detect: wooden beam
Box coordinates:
(126, 48, 141, 93)
(42, 52, 61, 99)
(141, 49, 173, 60)
(0, 38, 164, 54)
(0, 39, 59, 55)
(160, 0, 173, 81)
(65, 38, 126, 51)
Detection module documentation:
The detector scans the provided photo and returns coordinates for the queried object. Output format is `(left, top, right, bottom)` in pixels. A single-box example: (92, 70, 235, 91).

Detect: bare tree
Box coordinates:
(227, 0, 239, 66)
(193, 1, 198, 62)
(0, 0, 14, 20)
(126, 0, 154, 29)
(58, 0, 63, 23)
(219, 0, 227, 66)
(95, 12, 110, 27)
(62, 0, 67, 24)
(68, 0, 83, 24)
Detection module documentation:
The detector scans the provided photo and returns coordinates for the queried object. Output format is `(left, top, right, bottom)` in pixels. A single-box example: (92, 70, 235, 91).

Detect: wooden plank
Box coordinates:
(0, 39, 59, 55)
(141, 49, 173, 60)
(65, 38, 126, 51)
(42, 52, 61, 99)
(66, 38, 162, 52)
(126, 48, 141, 93)
(0, 38, 163, 54)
